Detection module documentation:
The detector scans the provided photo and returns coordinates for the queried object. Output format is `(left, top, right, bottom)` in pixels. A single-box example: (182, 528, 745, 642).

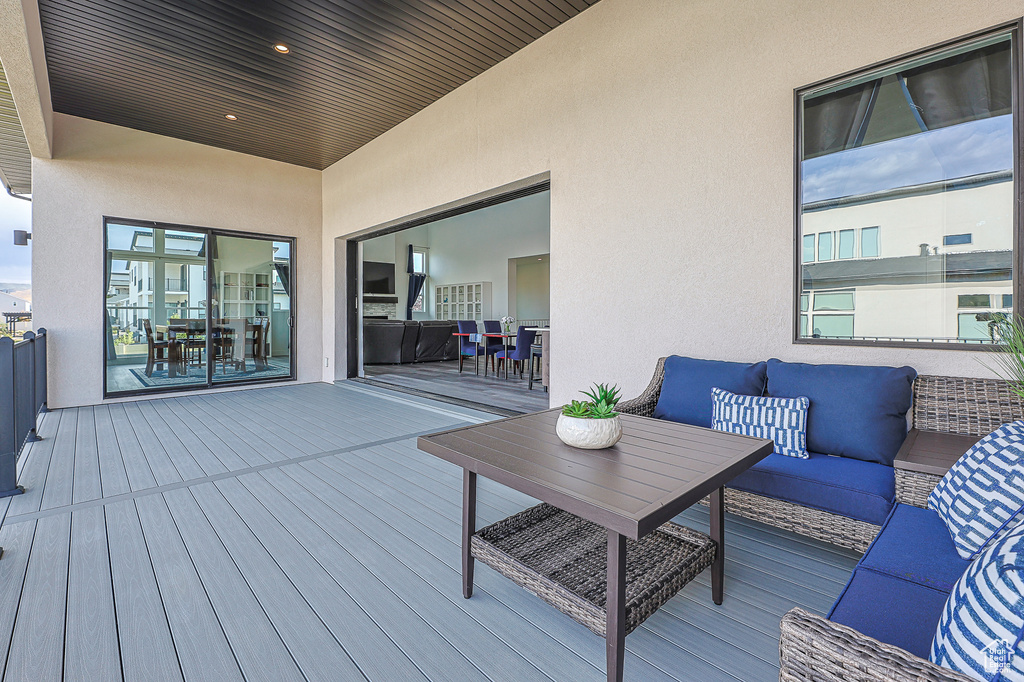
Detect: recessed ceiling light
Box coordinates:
(224, 114, 238, 121)
(537, 258, 543, 261)
(273, 43, 290, 54)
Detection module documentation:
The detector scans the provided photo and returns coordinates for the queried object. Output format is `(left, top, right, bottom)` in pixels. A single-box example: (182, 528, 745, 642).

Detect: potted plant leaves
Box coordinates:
(555, 383, 623, 449)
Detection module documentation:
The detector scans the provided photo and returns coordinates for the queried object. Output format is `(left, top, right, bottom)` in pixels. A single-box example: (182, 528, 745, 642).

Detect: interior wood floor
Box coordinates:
(363, 359, 550, 414)
(0, 381, 859, 682)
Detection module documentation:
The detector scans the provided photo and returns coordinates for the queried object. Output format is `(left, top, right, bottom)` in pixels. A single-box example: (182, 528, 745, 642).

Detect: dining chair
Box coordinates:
(142, 318, 174, 377)
(212, 322, 238, 374)
(457, 320, 485, 372)
(528, 341, 544, 390)
(495, 326, 537, 379)
(482, 320, 504, 373)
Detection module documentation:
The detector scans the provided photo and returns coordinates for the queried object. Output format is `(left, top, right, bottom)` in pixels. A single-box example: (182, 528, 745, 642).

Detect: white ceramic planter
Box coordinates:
(555, 414, 622, 449)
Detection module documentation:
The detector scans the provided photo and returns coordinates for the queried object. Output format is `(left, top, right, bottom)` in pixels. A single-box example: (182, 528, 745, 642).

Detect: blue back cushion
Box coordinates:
(766, 359, 916, 466)
(653, 356, 767, 429)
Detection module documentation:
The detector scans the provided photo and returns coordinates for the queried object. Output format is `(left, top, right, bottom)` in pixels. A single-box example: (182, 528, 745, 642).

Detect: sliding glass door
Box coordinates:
(210, 234, 292, 384)
(104, 219, 294, 396)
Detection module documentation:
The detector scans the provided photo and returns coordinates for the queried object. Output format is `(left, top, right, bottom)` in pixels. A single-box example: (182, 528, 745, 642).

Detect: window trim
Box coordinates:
(792, 20, 1022, 351)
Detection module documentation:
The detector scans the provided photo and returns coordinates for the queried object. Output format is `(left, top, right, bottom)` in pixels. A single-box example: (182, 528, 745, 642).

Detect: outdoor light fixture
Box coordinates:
(273, 43, 290, 53)
(224, 114, 238, 121)
(13, 230, 30, 245)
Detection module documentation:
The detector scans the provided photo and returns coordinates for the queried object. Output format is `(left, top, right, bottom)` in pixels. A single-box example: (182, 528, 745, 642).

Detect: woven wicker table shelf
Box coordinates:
(473, 503, 717, 638)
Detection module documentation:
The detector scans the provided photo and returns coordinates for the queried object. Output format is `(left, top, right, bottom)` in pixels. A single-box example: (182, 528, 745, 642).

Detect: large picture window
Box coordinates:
(796, 25, 1017, 346)
(104, 218, 295, 396)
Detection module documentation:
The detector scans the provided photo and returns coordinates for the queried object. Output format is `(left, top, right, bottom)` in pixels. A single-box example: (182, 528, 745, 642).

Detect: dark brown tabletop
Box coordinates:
(894, 428, 979, 476)
(418, 408, 773, 540)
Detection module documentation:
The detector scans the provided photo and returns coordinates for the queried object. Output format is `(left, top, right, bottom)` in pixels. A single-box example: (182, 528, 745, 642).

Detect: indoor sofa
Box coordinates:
(618, 356, 917, 551)
(362, 319, 458, 364)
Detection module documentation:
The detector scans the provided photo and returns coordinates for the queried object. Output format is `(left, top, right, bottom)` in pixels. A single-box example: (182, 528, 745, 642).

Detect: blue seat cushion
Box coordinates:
(859, 504, 971, 591)
(766, 359, 916, 466)
(828, 568, 950, 659)
(727, 451, 894, 525)
(653, 356, 767, 429)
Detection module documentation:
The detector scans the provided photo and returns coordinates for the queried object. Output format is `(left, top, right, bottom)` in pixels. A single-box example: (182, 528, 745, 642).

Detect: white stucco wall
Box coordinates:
(321, 0, 1024, 404)
(33, 114, 323, 408)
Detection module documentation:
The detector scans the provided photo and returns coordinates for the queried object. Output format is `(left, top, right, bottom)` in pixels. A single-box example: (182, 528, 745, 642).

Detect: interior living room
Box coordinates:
(358, 189, 550, 414)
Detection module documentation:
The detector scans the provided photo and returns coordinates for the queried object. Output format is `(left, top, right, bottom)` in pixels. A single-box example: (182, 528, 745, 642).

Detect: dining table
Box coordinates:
(482, 331, 517, 379)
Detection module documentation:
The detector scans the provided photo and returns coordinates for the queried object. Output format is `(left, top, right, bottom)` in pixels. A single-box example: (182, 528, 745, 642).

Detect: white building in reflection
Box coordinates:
(800, 171, 1013, 343)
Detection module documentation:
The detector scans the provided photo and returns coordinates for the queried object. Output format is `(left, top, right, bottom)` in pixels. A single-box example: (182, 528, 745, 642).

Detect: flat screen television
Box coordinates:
(363, 261, 396, 295)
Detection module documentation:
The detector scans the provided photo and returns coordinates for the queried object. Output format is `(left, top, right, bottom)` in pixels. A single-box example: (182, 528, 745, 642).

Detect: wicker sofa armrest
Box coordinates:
(615, 357, 666, 418)
(895, 468, 941, 508)
(779, 608, 973, 682)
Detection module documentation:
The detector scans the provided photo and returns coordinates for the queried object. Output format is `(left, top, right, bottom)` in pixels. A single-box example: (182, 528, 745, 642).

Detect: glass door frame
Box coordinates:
(103, 216, 297, 398)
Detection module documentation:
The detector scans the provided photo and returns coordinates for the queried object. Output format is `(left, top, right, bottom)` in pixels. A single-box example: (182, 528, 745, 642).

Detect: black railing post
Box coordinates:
(22, 332, 39, 443)
(0, 337, 14, 468)
(0, 336, 24, 499)
(35, 329, 47, 413)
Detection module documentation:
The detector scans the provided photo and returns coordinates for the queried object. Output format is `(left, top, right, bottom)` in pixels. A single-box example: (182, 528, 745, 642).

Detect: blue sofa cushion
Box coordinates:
(653, 356, 767, 429)
(766, 359, 916, 466)
(859, 504, 971, 591)
(728, 451, 894, 525)
(829, 568, 950, 659)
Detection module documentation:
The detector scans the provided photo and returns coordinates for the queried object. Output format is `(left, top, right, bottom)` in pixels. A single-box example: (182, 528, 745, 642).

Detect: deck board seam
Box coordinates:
(100, 506, 128, 682)
(3, 427, 468, 526)
(0, 520, 37, 682)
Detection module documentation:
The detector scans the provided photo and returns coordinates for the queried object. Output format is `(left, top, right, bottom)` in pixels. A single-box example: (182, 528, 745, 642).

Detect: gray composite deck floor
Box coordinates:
(0, 381, 859, 681)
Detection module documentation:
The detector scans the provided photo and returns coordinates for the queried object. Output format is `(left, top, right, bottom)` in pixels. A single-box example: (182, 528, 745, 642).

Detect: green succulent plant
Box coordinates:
(582, 383, 621, 407)
(588, 400, 618, 419)
(560, 382, 621, 419)
(562, 400, 593, 418)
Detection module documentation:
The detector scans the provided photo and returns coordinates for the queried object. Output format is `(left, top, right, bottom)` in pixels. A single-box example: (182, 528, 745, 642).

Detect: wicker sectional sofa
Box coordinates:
(618, 356, 916, 552)
(777, 375, 1024, 682)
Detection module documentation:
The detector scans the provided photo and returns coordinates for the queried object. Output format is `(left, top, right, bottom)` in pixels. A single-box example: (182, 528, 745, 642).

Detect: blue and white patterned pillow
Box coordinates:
(931, 521, 1024, 681)
(928, 421, 1024, 560)
(711, 387, 809, 459)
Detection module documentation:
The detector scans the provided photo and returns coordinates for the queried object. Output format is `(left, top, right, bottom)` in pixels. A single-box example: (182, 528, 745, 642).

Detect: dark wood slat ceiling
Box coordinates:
(36, 0, 600, 170)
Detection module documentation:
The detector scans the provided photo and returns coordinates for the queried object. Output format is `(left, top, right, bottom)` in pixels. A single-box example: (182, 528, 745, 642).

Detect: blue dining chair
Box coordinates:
(482, 320, 504, 373)
(495, 326, 537, 379)
(458, 320, 485, 373)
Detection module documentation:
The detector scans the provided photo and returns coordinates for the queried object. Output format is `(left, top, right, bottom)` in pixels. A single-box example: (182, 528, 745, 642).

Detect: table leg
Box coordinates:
(710, 486, 724, 605)
(504, 339, 510, 380)
(463, 469, 477, 599)
(606, 529, 626, 682)
(475, 340, 480, 376)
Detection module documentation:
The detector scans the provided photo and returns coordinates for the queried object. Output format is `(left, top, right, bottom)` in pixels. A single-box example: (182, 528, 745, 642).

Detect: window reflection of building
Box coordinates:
(798, 32, 1013, 344)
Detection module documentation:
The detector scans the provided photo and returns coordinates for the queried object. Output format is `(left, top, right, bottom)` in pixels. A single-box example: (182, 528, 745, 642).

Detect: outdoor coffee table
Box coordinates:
(417, 409, 772, 682)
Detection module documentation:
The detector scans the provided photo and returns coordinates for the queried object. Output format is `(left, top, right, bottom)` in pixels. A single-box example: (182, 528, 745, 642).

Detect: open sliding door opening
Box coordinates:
(104, 218, 295, 398)
(343, 176, 551, 414)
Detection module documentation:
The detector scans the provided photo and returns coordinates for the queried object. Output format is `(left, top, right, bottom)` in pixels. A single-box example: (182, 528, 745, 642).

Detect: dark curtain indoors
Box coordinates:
(901, 42, 1012, 130)
(406, 244, 425, 320)
(803, 80, 880, 159)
